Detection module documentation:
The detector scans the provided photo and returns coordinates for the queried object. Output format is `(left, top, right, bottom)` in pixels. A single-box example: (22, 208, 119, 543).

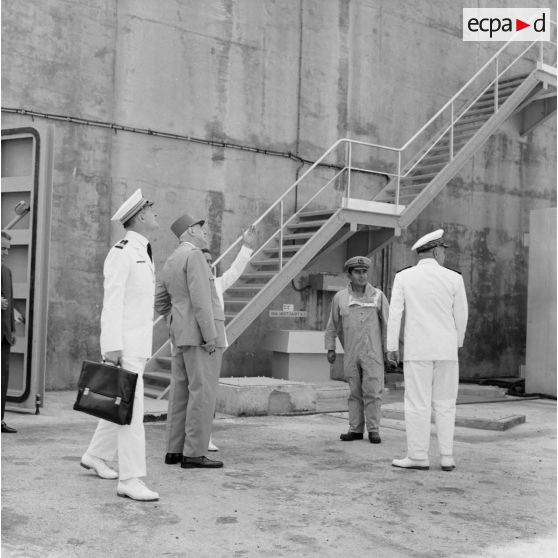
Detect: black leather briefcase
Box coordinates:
(73, 360, 138, 425)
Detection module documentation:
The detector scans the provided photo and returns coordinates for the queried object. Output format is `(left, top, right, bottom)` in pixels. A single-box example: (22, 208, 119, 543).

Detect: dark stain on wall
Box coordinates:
(207, 190, 225, 259)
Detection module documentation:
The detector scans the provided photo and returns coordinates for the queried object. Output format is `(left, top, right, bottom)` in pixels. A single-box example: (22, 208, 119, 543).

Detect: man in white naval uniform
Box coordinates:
(387, 229, 468, 472)
(80, 189, 160, 501)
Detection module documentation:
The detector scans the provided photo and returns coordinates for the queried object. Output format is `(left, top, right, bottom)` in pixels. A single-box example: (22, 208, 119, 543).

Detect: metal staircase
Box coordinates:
(144, 23, 556, 399)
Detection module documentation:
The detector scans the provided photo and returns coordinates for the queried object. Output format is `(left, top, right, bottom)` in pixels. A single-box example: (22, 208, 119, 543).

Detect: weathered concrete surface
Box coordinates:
(216, 377, 317, 416)
(1, 391, 556, 558)
(2, 0, 555, 389)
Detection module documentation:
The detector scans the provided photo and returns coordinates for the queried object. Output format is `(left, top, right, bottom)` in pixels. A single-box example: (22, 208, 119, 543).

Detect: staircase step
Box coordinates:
(226, 284, 265, 293)
(281, 232, 314, 241)
(144, 370, 171, 382)
(240, 271, 277, 280)
(478, 81, 524, 99)
(286, 219, 328, 230)
(410, 160, 447, 174)
(467, 103, 500, 117)
(402, 171, 439, 182)
(223, 298, 252, 306)
(263, 245, 302, 256)
(225, 312, 238, 320)
(453, 121, 484, 133)
(156, 356, 171, 368)
(297, 208, 336, 219)
(455, 113, 491, 126)
(251, 257, 292, 267)
(144, 386, 166, 398)
(420, 151, 451, 163)
(473, 97, 509, 110)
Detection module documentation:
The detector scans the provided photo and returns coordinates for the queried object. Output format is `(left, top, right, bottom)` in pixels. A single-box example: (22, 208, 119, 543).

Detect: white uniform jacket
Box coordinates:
(214, 245, 253, 347)
(386, 259, 468, 361)
(100, 230, 155, 358)
(214, 245, 253, 307)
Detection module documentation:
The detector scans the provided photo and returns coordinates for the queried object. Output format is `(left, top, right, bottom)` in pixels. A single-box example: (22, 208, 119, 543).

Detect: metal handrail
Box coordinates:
(401, 17, 556, 151)
(213, 19, 556, 271)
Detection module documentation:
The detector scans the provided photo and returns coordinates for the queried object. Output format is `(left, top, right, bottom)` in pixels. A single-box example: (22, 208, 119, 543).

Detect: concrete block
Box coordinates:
(262, 330, 343, 383)
(216, 377, 317, 416)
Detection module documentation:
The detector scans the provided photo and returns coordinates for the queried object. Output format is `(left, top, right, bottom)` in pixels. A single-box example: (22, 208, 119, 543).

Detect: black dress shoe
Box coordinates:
(368, 432, 381, 444)
(1, 421, 17, 433)
(164, 452, 183, 464)
(340, 431, 364, 441)
(181, 456, 223, 469)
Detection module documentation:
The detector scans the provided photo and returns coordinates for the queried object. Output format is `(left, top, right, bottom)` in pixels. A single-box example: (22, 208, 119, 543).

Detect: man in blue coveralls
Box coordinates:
(325, 256, 390, 444)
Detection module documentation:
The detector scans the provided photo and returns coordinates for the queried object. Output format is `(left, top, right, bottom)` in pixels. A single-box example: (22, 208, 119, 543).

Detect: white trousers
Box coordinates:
(85, 356, 146, 481)
(403, 360, 459, 461)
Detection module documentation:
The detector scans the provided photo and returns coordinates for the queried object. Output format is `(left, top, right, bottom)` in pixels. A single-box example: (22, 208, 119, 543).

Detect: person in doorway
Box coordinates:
(387, 229, 468, 472)
(155, 214, 225, 469)
(200, 225, 256, 451)
(325, 256, 390, 444)
(81, 189, 160, 501)
(2, 231, 20, 434)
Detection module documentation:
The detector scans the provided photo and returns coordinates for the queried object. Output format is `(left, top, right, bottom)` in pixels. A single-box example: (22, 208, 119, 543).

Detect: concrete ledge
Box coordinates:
(382, 401, 526, 431)
(216, 377, 317, 416)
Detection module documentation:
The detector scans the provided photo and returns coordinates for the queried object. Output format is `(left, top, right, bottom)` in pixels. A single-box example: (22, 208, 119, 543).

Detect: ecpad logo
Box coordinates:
(463, 8, 550, 41)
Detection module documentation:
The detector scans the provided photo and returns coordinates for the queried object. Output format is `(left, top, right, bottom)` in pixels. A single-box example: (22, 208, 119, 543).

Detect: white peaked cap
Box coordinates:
(111, 189, 153, 225)
(411, 229, 447, 252)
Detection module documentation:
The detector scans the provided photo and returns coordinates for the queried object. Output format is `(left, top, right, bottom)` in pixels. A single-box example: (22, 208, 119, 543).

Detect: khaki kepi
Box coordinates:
(111, 189, 153, 225)
(170, 214, 205, 239)
(411, 229, 448, 253)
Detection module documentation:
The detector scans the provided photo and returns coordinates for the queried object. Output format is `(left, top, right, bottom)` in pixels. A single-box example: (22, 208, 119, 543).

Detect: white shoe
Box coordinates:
(117, 478, 159, 501)
(208, 438, 219, 452)
(440, 456, 456, 471)
(392, 457, 430, 470)
(80, 453, 118, 479)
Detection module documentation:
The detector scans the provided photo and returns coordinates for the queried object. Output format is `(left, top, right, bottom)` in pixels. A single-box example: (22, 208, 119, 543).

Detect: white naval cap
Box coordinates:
(411, 228, 448, 252)
(111, 189, 153, 225)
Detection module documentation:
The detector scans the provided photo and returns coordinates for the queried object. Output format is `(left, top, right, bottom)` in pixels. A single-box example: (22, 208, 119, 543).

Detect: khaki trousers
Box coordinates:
(166, 346, 222, 457)
(403, 360, 459, 460)
(86, 356, 147, 481)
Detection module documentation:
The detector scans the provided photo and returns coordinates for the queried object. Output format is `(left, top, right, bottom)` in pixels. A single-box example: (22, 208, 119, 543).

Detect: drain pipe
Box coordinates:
(294, 0, 304, 213)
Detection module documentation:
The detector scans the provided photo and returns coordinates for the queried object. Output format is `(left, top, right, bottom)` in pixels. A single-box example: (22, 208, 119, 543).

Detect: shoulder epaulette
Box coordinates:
(114, 239, 129, 250)
(445, 266, 462, 275)
(396, 266, 412, 274)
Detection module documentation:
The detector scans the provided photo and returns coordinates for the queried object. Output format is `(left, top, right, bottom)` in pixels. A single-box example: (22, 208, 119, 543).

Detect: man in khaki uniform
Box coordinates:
(325, 256, 390, 444)
(155, 214, 225, 469)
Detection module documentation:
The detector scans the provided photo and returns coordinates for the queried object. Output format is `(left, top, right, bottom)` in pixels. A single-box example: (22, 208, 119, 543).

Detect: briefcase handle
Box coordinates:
(102, 358, 121, 368)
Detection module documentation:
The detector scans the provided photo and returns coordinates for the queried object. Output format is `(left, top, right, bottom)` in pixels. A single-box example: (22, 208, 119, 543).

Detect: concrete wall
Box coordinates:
(525, 208, 557, 396)
(2, 0, 555, 387)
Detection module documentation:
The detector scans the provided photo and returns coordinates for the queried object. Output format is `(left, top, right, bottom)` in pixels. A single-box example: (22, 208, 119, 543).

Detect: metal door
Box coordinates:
(1, 124, 53, 411)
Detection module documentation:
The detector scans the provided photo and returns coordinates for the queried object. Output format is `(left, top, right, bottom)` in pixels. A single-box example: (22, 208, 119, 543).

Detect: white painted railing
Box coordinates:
(213, 20, 555, 274)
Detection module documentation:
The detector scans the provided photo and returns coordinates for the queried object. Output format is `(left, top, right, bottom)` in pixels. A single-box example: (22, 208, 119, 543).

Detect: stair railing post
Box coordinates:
(396, 150, 401, 208)
(450, 101, 454, 160)
(346, 140, 352, 199)
(279, 199, 284, 270)
(494, 57, 499, 113)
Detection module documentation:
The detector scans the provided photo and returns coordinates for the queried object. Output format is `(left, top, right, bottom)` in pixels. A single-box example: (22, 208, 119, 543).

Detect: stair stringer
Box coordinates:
(398, 70, 541, 228)
(225, 210, 346, 345)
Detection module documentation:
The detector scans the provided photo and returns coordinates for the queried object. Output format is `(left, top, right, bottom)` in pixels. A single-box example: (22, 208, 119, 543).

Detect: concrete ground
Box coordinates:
(1, 389, 556, 558)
